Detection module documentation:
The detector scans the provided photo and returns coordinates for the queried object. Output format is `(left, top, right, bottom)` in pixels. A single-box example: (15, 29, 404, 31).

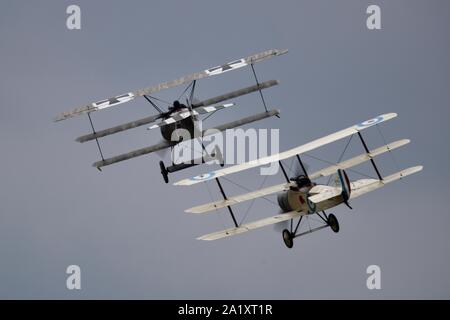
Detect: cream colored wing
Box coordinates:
(308, 186, 342, 204)
(309, 139, 410, 179)
(197, 211, 305, 241)
(184, 139, 409, 213)
(350, 166, 423, 199)
(175, 113, 398, 186)
(186, 182, 293, 214)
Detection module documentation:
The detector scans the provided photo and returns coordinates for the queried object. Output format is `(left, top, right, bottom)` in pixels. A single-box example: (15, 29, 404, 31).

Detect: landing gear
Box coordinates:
(160, 161, 169, 184)
(327, 213, 339, 233)
(159, 145, 224, 183)
(282, 229, 294, 249)
(280, 212, 340, 248)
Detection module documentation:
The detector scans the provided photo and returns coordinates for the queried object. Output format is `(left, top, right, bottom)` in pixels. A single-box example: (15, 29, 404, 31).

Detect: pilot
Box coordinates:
(289, 175, 313, 192)
(296, 175, 313, 192)
(169, 100, 187, 112)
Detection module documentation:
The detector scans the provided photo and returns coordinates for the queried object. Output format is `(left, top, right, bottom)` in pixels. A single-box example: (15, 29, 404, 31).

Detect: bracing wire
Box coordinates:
(221, 176, 279, 207)
(147, 95, 172, 105)
(376, 124, 401, 173)
(204, 181, 227, 229)
(177, 80, 195, 101)
(238, 173, 270, 225)
(303, 153, 376, 179)
(326, 135, 353, 185)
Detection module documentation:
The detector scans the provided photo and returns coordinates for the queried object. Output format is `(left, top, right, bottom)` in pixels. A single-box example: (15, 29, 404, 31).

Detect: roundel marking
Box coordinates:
(356, 116, 384, 128)
(298, 195, 305, 205)
(190, 172, 216, 181)
(306, 194, 316, 213)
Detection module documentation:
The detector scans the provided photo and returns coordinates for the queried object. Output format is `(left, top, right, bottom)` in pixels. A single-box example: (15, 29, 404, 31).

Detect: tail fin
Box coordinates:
(337, 169, 352, 209)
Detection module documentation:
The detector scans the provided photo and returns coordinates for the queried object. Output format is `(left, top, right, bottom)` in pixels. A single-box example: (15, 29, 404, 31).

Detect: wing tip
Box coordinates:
(276, 48, 289, 55)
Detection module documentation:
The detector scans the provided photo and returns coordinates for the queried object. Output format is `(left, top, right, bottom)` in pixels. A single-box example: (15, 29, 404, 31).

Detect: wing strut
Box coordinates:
(357, 132, 383, 180)
(143, 95, 164, 114)
(188, 80, 197, 106)
(87, 113, 105, 171)
(250, 63, 269, 113)
(215, 178, 239, 228)
(278, 161, 290, 183)
(296, 155, 309, 178)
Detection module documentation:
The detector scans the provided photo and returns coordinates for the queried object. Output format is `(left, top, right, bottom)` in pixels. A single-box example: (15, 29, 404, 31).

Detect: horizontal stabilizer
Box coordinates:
(198, 211, 304, 241)
(308, 186, 342, 204)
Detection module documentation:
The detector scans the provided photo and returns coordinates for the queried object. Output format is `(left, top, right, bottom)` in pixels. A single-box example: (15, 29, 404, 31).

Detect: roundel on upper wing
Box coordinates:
(356, 116, 384, 128)
(190, 172, 216, 181)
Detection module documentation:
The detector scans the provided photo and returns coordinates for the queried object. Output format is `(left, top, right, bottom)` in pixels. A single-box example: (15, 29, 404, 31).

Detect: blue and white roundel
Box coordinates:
(190, 172, 216, 181)
(356, 116, 384, 128)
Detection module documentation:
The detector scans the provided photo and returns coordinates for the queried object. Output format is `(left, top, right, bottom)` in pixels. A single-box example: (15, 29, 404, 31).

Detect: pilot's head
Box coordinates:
(293, 175, 312, 189)
(173, 100, 181, 109)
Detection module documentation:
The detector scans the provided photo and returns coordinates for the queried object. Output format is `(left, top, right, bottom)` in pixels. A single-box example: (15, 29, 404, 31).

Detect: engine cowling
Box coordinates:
(277, 192, 292, 213)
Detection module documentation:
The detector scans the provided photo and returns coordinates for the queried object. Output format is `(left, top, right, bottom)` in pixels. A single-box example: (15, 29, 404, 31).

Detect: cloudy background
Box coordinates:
(0, 0, 449, 299)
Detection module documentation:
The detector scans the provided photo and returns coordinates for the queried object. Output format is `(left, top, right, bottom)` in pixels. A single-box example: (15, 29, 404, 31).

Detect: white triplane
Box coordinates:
(175, 113, 423, 248)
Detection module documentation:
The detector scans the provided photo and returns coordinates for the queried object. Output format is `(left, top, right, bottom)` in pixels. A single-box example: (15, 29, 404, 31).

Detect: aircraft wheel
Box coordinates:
(282, 229, 294, 249)
(328, 214, 340, 233)
(159, 161, 169, 184)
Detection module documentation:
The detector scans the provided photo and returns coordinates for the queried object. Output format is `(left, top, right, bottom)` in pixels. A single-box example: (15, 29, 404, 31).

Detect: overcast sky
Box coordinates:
(0, 0, 449, 299)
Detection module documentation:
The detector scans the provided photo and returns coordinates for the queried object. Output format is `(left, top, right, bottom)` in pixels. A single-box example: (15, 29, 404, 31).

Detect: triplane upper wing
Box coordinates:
(54, 49, 287, 122)
(175, 113, 397, 186)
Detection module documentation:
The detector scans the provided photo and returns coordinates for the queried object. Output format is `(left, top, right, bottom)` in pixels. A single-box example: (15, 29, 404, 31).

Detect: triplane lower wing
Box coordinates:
(175, 113, 423, 248)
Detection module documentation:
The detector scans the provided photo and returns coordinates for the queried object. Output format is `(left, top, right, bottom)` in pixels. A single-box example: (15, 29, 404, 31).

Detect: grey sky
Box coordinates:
(0, 0, 449, 298)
